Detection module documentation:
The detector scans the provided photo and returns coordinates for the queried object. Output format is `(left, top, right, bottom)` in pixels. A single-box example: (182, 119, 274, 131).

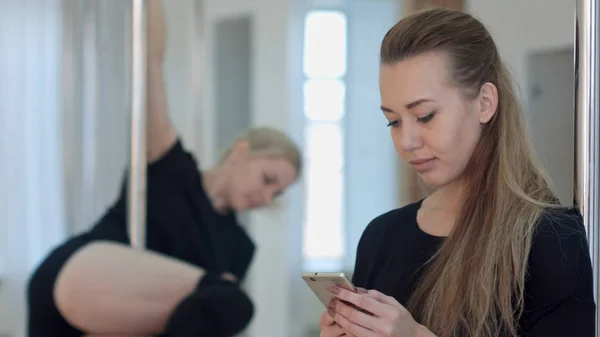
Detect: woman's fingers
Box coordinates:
(328, 286, 389, 317)
(319, 310, 336, 326)
(364, 289, 403, 309)
(319, 311, 348, 337)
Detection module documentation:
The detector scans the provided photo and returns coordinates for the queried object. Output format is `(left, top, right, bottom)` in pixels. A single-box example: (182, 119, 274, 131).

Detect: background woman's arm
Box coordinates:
(146, 0, 177, 163)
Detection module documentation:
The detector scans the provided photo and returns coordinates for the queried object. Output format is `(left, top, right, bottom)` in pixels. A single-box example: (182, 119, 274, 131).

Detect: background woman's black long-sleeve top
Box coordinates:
(351, 200, 595, 337)
(87, 139, 256, 281)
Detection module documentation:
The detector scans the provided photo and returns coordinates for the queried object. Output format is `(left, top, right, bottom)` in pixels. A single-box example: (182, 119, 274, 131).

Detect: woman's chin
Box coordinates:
(418, 172, 449, 189)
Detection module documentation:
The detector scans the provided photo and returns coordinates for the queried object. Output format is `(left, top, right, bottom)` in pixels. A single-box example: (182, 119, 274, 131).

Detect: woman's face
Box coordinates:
(226, 154, 297, 212)
(379, 51, 497, 188)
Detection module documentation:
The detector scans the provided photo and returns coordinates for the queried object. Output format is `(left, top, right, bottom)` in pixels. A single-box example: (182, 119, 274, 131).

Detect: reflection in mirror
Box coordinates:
(1, 0, 599, 336)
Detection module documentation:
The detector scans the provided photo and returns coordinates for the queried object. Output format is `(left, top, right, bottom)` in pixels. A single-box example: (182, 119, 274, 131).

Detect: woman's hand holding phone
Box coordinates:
(318, 286, 366, 337)
(323, 286, 435, 337)
(319, 309, 349, 337)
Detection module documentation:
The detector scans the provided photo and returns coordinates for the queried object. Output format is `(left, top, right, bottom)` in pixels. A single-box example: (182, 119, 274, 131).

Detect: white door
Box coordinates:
(527, 47, 575, 206)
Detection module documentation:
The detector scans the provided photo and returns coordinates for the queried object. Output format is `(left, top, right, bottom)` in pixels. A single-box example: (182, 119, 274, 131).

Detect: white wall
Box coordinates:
(467, 0, 574, 99)
(466, 0, 576, 205)
(163, 0, 204, 157)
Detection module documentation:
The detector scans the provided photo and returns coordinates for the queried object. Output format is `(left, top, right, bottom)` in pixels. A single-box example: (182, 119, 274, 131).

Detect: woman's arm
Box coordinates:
(146, 0, 177, 163)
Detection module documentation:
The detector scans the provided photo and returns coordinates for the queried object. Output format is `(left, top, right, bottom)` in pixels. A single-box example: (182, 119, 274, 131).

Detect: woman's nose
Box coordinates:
(399, 125, 423, 153)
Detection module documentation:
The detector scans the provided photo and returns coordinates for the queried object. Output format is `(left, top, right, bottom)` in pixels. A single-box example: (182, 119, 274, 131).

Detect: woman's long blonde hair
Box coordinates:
(381, 9, 559, 337)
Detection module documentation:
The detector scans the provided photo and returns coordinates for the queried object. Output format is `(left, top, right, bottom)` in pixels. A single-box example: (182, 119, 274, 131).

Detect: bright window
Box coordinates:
(303, 79, 346, 121)
(303, 165, 344, 257)
(304, 123, 344, 170)
(302, 10, 347, 270)
(303, 11, 347, 78)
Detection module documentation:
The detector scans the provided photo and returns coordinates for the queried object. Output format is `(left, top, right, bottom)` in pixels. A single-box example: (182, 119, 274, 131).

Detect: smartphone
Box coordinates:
(302, 272, 357, 307)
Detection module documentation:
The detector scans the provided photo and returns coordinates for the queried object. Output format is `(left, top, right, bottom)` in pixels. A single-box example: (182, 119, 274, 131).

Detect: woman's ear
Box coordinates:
(227, 141, 250, 164)
(478, 82, 498, 124)
(233, 141, 250, 155)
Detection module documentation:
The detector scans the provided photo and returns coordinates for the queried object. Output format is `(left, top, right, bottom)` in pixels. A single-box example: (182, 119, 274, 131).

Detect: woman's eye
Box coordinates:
(417, 112, 436, 123)
(263, 174, 274, 185)
(386, 121, 400, 128)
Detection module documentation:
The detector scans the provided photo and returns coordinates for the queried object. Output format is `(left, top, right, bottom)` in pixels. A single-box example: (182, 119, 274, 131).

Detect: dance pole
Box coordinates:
(575, 0, 599, 332)
(128, 0, 148, 249)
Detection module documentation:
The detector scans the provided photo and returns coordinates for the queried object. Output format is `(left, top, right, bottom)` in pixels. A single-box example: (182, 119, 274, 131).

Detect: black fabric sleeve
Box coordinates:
(144, 138, 202, 193)
(90, 139, 201, 245)
(519, 208, 595, 337)
(227, 225, 256, 283)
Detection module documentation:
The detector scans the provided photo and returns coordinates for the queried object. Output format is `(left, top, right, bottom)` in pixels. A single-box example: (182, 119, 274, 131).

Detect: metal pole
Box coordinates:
(128, 0, 148, 249)
(575, 0, 599, 332)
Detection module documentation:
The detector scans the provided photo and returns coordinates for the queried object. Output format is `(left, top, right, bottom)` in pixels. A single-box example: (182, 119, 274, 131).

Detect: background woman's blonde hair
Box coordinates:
(381, 8, 560, 337)
(220, 126, 303, 176)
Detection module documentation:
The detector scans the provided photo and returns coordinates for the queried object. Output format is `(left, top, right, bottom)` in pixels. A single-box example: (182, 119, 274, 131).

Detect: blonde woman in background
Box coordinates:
(27, 1, 301, 336)
(320, 8, 594, 337)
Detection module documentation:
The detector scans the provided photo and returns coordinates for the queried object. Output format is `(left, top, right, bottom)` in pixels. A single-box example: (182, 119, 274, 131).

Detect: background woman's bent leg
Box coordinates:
(54, 241, 203, 335)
